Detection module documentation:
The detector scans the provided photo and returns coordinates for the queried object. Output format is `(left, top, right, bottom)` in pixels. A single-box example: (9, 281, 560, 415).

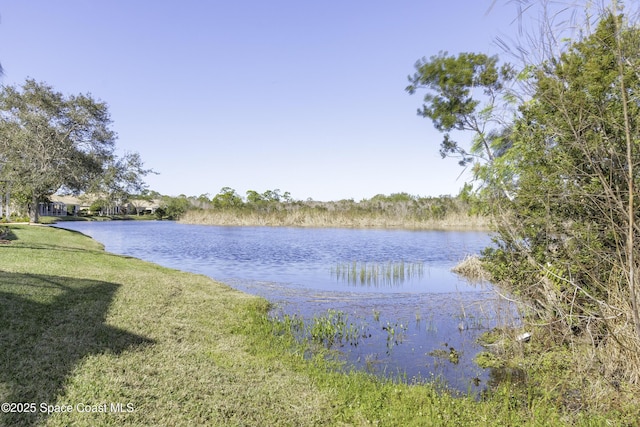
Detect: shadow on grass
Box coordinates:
(0, 227, 17, 242)
(0, 271, 154, 426)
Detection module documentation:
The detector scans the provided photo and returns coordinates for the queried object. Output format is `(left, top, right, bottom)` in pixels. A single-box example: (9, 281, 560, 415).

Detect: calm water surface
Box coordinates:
(55, 221, 514, 393)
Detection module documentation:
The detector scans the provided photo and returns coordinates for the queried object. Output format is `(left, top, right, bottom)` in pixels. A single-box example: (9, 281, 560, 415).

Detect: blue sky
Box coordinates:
(0, 1, 529, 201)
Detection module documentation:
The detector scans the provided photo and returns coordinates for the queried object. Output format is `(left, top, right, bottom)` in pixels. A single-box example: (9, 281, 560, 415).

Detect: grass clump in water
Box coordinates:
(452, 254, 491, 283)
(332, 260, 425, 287)
(1, 224, 637, 426)
(271, 309, 366, 349)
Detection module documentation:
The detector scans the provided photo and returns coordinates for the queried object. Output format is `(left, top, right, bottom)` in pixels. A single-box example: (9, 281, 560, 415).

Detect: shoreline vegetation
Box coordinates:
(178, 190, 491, 230)
(1, 225, 636, 425)
(180, 208, 490, 230)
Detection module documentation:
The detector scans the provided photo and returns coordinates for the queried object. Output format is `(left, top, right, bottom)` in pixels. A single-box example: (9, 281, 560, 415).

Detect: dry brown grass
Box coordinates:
(452, 254, 492, 282)
(180, 209, 491, 230)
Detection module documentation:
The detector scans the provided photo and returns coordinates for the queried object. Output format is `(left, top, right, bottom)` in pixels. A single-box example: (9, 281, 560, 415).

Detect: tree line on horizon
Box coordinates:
(157, 185, 483, 222)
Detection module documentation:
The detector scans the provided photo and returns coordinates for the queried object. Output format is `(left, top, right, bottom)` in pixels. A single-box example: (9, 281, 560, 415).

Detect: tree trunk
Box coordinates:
(29, 194, 39, 224)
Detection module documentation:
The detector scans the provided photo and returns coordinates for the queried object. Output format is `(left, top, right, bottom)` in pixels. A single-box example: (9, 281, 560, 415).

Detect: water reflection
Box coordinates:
(226, 278, 517, 393)
(53, 221, 516, 393)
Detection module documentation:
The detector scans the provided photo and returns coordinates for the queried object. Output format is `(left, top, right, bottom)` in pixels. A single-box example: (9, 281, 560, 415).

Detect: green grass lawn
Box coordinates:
(0, 225, 629, 426)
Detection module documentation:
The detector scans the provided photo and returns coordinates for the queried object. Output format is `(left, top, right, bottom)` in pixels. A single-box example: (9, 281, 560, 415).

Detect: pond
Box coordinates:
(54, 220, 517, 394)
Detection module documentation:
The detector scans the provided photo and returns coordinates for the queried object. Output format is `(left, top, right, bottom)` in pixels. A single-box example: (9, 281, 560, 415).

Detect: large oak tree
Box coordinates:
(0, 79, 150, 222)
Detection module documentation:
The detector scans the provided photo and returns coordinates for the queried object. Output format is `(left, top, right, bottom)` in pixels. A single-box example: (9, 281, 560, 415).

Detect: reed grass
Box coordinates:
(1, 225, 636, 425)
(179, 198, 491, 230)
(332, 261, 425, 286)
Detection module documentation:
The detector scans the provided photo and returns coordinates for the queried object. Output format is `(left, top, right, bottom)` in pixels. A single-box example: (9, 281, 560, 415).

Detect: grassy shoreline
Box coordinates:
(0, 225, 630, 426)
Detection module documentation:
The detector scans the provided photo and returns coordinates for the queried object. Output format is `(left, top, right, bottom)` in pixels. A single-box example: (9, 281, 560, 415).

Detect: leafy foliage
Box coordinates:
(406, 52, 515, 166)
(409, 4, 640, 388)
(0, 79, 152, 222)
(211, 186, 243, 208)
(477, 11, 640, 383)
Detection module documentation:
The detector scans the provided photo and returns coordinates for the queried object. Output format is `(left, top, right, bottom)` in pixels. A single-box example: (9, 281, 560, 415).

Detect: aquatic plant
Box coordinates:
(179, 192, 490, 230)
(448, 347, 460, 364)
(270, 313, 305, 338)
(307, 309, 366, 348)
(424, 313, 438, 333)
(364, 353, 380, 373)
(428, 344, 461, 365)
(269, 309, 369, 351)
(332, 260, 425, 287)
(383, 321, 408, 352)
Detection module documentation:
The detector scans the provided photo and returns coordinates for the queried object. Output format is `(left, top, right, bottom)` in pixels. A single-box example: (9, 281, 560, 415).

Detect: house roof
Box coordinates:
(50, 194, 161, 209)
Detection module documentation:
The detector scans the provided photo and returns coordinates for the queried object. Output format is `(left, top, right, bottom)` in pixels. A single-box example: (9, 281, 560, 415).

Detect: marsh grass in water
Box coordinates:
(271, 309, 369, 350)
(382, 321, 408, 352)
(2, 225, 638, 425)
(332, 261, 425, 287)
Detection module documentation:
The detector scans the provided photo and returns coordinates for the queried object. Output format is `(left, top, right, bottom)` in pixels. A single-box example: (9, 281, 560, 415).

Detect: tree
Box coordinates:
(91, 152, 155, 215)
(0, 79, 145, 222)
(211, 187, 243, 208)
(406, 52, 516, 168)
(193, 193, 212, 209)
(481, 9, 640, 381)
(246, 190, 265, 204)
(161, 195, 191, 220)
(261, 188, 282, 202)
(409, 2, 640, 383)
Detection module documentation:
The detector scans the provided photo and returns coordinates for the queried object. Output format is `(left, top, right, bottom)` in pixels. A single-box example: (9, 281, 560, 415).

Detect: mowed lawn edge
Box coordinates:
(0, 224, 605, 426)
(0, 225, 335, 426)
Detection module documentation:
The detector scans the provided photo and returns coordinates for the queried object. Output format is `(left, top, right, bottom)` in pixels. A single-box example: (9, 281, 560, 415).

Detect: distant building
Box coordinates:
(38, 200, 71, 217)
(44, 194, 161, 217)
